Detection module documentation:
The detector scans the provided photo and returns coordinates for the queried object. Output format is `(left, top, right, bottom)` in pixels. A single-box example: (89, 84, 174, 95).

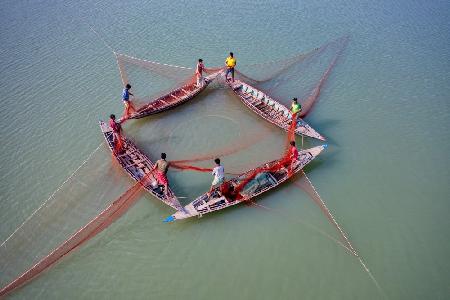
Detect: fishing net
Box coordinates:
(115, 52, 223, 115)
(237, 36, 349, 117)
(219, 112, 298, 200)
(0, 37, 348, 296)
(0, 144, 148, 297)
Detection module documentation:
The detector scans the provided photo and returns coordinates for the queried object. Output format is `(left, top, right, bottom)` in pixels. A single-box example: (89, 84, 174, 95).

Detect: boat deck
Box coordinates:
(99, 121, 183, 211)
(229, 80, 325, 141)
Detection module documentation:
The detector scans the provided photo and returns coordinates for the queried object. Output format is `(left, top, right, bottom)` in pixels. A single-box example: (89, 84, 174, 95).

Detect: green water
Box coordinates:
(1, 0, 449, 299)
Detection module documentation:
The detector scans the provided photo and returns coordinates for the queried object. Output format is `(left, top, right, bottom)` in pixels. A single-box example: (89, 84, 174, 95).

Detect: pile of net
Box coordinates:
(0, 36, 349, 297)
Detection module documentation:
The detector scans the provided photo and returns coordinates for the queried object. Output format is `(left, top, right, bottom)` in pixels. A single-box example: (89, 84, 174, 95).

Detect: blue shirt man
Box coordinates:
(121, 83, 135, 119)
(122, 84, 133, 101)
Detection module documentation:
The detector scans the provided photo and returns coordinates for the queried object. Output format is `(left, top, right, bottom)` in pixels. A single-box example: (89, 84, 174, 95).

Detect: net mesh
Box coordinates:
(115, 53, 223, 111)
(0, 144, 140, 295)
(236, 36, 349, 117)
(0, 185, 142, 297)
(0, 37, 349, 296)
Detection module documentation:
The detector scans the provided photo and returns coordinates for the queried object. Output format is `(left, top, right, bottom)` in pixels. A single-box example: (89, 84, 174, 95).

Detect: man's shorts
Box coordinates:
(212, 177, 225, 186)
(225, 68, 234, 77)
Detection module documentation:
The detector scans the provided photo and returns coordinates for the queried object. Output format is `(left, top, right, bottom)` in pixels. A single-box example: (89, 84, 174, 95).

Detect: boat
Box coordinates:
(164, 145, 326, 222)
(127, 72, 221, 119)
(228, 80, 325, 141)
(99, 121, 183, 211)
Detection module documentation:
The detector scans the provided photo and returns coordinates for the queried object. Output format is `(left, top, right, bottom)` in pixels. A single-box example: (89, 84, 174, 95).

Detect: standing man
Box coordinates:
(122, 83, 135, 119)
(290, 98, 302, 117)
(109, 114, 123, 153)
(196, 59, 206, 87)
(225, 52, 236, 82)
(152, 153, 170, 198)
(208, 158, 225, 198)
(288, 140, 299, 175)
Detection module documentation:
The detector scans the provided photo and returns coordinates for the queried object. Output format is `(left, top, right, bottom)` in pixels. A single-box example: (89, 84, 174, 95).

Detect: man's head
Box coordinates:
(229, 52, 233, 57)
(110, 114, 116, 120)
(126, 84, 131, 89)
(198, 59, 203, 62)
(292, 97, 298, 103)
(161, 153, 167, 159)
(290, 141, 296, 147)
(214, 158, 220, 165)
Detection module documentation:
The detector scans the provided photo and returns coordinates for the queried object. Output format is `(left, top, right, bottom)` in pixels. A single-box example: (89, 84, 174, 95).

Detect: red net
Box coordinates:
(236, 36, 349, 117)
(0, 173, 152, 297)
(170, 127, 271, 165)
(114, 52, 199, 120)
(0, 37, 348, 296)
(170, 163, 212, 173)
(230, 112, 298, 199)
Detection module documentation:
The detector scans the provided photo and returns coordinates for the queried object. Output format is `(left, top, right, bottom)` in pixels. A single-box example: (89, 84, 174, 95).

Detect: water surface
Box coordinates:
(1, 0, 449, 299)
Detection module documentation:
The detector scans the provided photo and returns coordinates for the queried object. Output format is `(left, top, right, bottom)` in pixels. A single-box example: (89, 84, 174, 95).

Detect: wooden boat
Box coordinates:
(228, 80, 325, 141)
(164, 145, 326, 222)
(127, 72, 221, 119)
(99, 121, 183, 211)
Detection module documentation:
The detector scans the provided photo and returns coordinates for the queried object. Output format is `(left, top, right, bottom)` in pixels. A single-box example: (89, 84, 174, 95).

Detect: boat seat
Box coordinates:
(250, 98, 262, 105)
(117, 150, 136, 158)
(255, 102, 267, 109)
(258, 106, 271, 113)
(274, 111, 286, 121)
(267, 110, 278, 118)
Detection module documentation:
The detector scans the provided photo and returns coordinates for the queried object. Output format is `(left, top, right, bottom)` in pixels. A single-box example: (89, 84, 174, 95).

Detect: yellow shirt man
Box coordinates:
(225, 52, 236, 82)
(226, 56, 236, 68)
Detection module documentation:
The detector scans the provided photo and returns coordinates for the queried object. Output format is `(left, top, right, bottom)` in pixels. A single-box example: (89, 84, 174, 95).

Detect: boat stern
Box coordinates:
(163, 207, 196, 223)
(306, 144, 328, 157)
(99, 120, 111, 133)
(296, 119, 326, 141)
(203, 70, 223, 86)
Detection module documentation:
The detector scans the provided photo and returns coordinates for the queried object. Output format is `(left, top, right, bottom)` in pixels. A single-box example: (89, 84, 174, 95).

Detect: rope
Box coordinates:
(88, 25, 116, 54)
(115, 52, 193, 70)
(299, 171, 387, 299)
(300, 170, 357, 254)
(0, 142, 104, 248)
(248, 201, 355, 255)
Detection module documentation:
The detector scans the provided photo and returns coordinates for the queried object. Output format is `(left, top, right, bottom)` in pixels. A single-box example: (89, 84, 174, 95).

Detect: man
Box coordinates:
(225, 52, 236, 82)
(288, 140, 299, 174)
(196, 59, 206, 87)
(122, 83, 135, 119)
(219, 181, 242, 202)
(291, 98, 302, 117)
(209, 158, 225, 196)
(109, 114, 123, 153)
(152, 153, 170, 197)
